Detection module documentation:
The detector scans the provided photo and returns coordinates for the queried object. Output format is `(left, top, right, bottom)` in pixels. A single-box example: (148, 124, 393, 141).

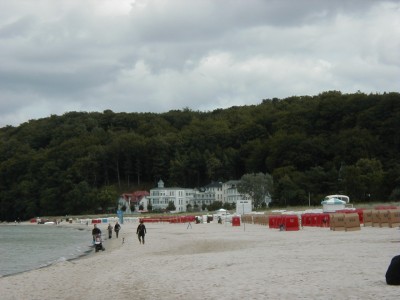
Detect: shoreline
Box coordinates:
(0, 221, 127, 278)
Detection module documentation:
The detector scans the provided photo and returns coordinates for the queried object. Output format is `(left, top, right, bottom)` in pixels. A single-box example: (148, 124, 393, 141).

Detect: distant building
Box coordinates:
(121, 190, 150, 212)
(130, 179, 256, 213)
(138, 196, 150, 211)
(222, 180, 250, 204)
(192, 187, 216, 209)
(149, 180, 194, 212)
(204, 181, 223, 201)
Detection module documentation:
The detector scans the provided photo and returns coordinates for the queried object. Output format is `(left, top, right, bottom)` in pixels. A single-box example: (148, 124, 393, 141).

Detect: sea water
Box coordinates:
(0, 224, 92, 277)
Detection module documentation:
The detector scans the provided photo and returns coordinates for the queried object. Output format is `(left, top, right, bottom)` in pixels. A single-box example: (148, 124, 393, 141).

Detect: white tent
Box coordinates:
(215, 208, 229, 216)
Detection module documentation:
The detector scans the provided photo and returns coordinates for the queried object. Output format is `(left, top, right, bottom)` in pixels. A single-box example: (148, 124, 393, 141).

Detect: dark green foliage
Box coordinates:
(147, 200, 153, 212)
(238, 173, 273, 208)
(208, 201, 223, 211)
(0, 92, 399, 220)
(167, 201, 176, 211)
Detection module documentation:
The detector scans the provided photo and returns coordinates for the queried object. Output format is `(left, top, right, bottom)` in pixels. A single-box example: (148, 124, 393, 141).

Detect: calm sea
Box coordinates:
(0, 224, 93, 277)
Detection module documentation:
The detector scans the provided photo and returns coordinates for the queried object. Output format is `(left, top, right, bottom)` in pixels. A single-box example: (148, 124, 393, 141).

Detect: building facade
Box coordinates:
(149, 180, 195, 212)
(120, 191, 150, 212)
(192, 187, 216, 209)
(204, 181, 224, 202)
(141, 179, 257, 213)
(221, 180, 253, 204)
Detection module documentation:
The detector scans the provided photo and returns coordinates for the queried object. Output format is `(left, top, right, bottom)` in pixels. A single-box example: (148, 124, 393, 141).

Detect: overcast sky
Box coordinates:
(0, 0, 399, 127)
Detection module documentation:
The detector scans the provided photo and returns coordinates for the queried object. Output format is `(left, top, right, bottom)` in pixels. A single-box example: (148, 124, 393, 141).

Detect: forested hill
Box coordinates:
(1, 91, 400, 221)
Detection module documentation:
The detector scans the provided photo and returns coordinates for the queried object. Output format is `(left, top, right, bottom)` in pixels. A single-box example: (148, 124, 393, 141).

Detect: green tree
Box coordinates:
(342, 158, 384, 202)
(97, 185, 119, 212)
(1, 91, 400, 219)
(237, 173, 273, 208)
(208, 201, 223, 211)
(275, 174, 304, 207)
(389, 188, 400, 201)
(167, 201, 176, 211)
(147, 200, 153, 211)
(356, 158, 385, 201)
(205, 151, 223, 180)
(64, 181, 95, 214)
(222, 202, 233, 210)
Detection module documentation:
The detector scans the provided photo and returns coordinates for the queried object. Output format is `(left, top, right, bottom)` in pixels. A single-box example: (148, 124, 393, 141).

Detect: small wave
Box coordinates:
(45, 256, 70, 268)
(55, 257, 67, 263)
(0, 226, 92, 276)
(34, 257, 70, 271)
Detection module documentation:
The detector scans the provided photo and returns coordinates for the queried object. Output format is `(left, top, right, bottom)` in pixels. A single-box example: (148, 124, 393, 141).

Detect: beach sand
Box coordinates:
(1, 220, 399, 300)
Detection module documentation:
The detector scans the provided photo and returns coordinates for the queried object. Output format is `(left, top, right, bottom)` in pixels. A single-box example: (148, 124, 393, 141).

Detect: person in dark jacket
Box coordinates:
(114, 221, 121, 238)
(107, 223, 113, 239)
(92, 224, 101, 242)
(136, 220, 147, 244)
(386, 255, 400, 285)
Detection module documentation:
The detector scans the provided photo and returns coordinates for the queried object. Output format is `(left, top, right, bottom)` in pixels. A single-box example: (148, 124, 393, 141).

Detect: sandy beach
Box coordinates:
(1, 219, 399, 300)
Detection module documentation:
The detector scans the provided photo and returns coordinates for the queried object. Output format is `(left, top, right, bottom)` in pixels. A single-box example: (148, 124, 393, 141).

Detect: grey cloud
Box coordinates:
(0, 16, 37, 39)
(0, 0, 399, 127)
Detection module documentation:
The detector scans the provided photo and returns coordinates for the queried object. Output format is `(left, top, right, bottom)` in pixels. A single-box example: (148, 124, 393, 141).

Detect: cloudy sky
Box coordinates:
(0, 0, 399, 127)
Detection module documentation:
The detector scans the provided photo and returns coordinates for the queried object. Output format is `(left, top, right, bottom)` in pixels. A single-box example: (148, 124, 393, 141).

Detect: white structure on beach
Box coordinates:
(323, 194, 350, 203)
(321, 197, 346, 213)
(236, 200, 252, 215)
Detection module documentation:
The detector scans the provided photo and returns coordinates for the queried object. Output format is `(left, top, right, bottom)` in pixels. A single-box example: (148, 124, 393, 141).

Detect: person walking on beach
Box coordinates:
(114, 221, 121, 238)
(137, 220, 147, 244)
(92, 224, 101, 243)
(107, 223, 113, 239)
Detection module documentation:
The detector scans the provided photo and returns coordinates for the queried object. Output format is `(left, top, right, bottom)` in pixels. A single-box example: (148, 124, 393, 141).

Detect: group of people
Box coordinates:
(107, 221, 121, 239)
(92, 219, 147, 247)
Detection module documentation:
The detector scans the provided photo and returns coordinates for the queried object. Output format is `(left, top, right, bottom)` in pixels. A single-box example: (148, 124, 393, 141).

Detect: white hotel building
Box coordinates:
(149, 180, 195, 212)
(149, 179, 250, 212)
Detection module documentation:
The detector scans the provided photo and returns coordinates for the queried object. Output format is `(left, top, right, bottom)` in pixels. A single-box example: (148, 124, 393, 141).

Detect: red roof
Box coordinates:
(121, 191, 149, 204)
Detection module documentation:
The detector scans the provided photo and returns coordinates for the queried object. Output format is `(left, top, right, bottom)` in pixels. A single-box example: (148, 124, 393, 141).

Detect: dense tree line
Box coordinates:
(1, 91, 399, 221)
